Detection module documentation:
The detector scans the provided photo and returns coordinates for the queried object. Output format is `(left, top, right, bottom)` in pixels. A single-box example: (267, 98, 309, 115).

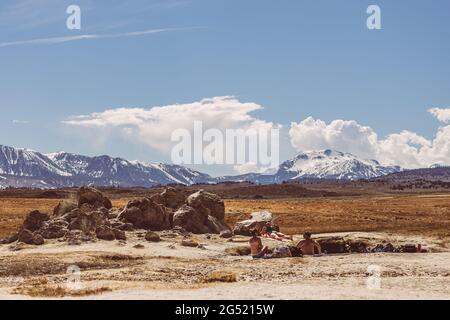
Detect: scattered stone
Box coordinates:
(220, 230, 233, 239)
(65, 230, 91, 246)
(96, 226, 116, 241)
(39, 219, 69, 239)
(180, 239, 199, 247)
(110, 220, 134, 231)
(172, 226, 190, 237)
(133, 244, 145, 249)
(145, 231, 161, 242)
(32, 234, 45, 245)
(112, 229, 127, 241)
(23, 210, 49, 232)
(68, 210, 109, 233)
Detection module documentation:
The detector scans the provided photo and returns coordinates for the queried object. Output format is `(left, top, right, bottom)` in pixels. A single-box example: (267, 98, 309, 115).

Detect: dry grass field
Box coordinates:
(225, 195, 450, 239)
(1, 193, 449, 240)
(0, 191, 449, 300)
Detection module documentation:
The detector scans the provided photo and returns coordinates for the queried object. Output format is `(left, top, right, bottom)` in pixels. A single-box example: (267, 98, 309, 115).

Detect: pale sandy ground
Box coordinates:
(0, 231, 449, 300)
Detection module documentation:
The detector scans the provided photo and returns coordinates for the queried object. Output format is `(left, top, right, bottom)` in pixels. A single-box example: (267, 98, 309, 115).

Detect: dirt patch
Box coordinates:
(0, 252, 144, 278)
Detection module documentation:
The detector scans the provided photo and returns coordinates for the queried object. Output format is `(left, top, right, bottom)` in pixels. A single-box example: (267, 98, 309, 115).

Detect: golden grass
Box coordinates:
(225, 194, 450, 237)
(0, 198, 60, 238)
(0, 194, 449, 239)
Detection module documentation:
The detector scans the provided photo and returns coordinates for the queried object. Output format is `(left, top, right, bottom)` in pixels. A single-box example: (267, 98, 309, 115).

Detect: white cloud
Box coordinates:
(289, 112, 450, 169)
(0, 27, 199, 48)
(428, 107, 450, 123)
(12, 120, 30, 124)
(289, 117, 378, 160)
(63, 96, 279, 156)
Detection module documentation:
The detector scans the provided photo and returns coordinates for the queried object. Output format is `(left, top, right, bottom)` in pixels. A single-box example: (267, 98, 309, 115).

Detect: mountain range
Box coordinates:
(0, 145, 405, 189)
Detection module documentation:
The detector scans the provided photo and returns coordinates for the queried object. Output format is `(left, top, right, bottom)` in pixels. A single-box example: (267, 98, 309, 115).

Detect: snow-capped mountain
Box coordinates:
(276, 150, 402, 180)
(0, 145, 404, 189)
(0, 145, 213, 188)
(219, 150, 402, 183)
(0, 145, 70, 178)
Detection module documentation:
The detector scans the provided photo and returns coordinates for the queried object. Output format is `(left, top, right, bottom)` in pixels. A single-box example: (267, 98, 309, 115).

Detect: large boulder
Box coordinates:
(149, 187, 188, 210)
(68, 210, 109, 233)
(172, 205, 210, 234)
(18, 229, 34, 244)
(233, 211, 273, 236)
(23, 210, 49, 232)
(186, 190, 225, 220)
(161, 187, 188, 209)
(77, 186, 112, 209)
(118, 198, 171, 230)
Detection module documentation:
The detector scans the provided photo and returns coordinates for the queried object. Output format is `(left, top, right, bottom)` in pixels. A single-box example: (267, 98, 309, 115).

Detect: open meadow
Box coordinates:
(0, 190, 449, 300)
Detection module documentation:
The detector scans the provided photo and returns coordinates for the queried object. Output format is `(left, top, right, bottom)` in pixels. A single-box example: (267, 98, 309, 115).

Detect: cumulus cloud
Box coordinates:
(63, 96, 279, 158)
(289, 117, 378, 160)
(289, 110, 450, 169)
(428, 107, 450, 123)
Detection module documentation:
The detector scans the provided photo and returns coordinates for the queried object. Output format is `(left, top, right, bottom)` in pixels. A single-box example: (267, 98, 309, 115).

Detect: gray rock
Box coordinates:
(118, 198, 171, 230)
(145, 231, 161, 242)
(186, 190, 225, 220)
(77, 186, 112, 209)
(233, 211, 273, 236)
(96, 226, 115, 241)
(172, 205, 209, 234)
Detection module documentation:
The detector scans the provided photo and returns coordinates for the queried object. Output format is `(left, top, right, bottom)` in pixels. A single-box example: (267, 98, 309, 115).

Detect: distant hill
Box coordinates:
(373, 167, 450, 182)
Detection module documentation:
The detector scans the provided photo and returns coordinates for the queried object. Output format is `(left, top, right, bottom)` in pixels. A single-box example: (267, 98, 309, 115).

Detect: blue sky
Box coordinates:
(1, 0, 450, 175)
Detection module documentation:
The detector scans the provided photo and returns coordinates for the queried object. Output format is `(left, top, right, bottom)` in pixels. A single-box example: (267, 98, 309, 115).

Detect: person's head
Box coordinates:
(303, 232, 312, 240)
(250, 229, 259, 238)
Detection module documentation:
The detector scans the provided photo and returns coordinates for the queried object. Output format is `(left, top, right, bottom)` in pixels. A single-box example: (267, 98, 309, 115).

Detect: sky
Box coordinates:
(0, 0, 450, 176)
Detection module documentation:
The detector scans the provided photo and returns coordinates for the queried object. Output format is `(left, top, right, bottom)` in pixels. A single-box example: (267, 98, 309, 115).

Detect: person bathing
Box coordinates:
(249, 229, 271, 259)
(260, 223, 293, 241)
(296, 232, 321, 255)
